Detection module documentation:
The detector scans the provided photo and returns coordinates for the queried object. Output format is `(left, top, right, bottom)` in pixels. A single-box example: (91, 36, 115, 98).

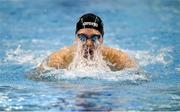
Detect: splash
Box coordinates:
(125, 47, 173, 66)
(28, 66, 148, 84)
(3, 44, 34, 64)
(2, 44, 50, 66)
(28, 41, 148, 83)
(3, 42, 173, 82)
(68, 40, 111, 73)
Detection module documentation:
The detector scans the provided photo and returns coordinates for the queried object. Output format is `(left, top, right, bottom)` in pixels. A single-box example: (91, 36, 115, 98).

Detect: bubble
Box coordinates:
(68, 41, 111, 73)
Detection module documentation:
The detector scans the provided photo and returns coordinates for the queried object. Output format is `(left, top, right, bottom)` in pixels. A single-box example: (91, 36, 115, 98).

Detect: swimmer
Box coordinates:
(39, 13, 136, 71)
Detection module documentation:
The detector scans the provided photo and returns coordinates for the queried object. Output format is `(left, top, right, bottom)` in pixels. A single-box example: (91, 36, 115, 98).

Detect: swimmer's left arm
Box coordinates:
(116, 50, 136, 69)
(102, 46, 136, 70)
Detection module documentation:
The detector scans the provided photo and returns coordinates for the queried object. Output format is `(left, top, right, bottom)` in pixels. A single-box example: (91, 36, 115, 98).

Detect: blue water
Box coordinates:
(0, 0, 180, 111)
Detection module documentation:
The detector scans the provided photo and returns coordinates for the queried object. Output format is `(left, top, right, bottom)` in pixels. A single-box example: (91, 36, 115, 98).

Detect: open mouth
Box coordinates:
(82, 46, 95, 59)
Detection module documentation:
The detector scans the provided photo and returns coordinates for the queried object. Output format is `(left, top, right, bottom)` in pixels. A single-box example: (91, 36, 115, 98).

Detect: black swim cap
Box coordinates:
(75, 13, 104, 36)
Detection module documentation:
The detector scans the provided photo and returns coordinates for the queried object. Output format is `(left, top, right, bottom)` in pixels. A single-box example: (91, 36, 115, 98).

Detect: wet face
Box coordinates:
(76, 28, 103, 59)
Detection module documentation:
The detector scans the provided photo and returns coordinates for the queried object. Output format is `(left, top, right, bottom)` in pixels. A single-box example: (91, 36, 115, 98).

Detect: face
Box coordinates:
(76, 28, 103, 59)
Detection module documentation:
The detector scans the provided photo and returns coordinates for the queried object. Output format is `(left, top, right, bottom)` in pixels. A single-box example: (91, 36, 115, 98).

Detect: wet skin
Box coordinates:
(76, 28, 103, 59)
(39, 28, 136, 71)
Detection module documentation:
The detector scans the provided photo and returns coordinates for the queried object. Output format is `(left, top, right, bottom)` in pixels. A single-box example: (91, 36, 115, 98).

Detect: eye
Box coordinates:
(91, 35, 101, 42)
(78, 34, 87, 41)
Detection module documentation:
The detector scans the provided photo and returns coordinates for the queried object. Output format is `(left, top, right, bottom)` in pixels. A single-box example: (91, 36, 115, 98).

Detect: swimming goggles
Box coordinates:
(77, 34, 102, 42)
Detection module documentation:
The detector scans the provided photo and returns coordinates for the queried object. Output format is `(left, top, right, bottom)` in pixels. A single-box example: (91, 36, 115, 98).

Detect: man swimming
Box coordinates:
(39, 13, 136, 71)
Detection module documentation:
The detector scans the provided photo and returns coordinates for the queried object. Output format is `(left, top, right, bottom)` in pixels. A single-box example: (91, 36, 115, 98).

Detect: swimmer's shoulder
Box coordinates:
(42, 45, 76, 69)
(51, 45, 76, 58)
(101, 45, 123, 56)
(57, 45, 77, 54)
(101, 45, 136, 70)
(101, 45, 125, 62)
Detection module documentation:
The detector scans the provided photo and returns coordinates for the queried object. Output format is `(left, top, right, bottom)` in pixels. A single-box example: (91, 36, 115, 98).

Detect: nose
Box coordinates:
(85, 39, 94, 46)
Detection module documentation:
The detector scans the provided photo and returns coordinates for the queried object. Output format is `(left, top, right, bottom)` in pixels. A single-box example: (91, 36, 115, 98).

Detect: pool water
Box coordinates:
(0, 0, 180, 111)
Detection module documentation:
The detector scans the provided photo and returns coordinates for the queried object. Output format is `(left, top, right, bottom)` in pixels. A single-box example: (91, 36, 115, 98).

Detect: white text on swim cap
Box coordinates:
(82, 22, 98, 27)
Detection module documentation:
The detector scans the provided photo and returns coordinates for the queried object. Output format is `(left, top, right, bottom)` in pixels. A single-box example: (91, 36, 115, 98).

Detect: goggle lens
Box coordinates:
(78, 34, 101, 42)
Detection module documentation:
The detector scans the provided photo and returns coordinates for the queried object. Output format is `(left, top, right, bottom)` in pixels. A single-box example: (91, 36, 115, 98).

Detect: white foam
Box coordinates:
(3, 43, 173, 82)
(68, 41, 111, 73)
(3, 43, 173, 67)
(124, 46, 173, 66)
(3, 44, 50, 66)
(31, 67, 148, 83)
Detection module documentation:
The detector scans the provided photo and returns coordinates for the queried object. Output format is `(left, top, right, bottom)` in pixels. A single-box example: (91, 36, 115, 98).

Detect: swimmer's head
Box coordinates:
(75, 13, 104, 59)
(75, 13, 104, 36)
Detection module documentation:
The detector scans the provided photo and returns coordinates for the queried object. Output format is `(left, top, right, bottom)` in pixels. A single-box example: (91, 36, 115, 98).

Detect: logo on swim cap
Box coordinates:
(76, 13, 104, 36)
(82, 22, 98, 27)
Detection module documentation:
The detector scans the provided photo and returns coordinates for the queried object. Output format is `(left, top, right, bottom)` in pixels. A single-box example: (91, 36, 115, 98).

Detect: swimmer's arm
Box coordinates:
(47, 52, 65, 69)
(44, 46, 75, 69)
(102, 46, 136, 70)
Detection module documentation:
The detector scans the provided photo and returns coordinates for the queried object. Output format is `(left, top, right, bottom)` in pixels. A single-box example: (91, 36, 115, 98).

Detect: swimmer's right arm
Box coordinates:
(47, 52, 65, 69)
(39, 45, 75, 70)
